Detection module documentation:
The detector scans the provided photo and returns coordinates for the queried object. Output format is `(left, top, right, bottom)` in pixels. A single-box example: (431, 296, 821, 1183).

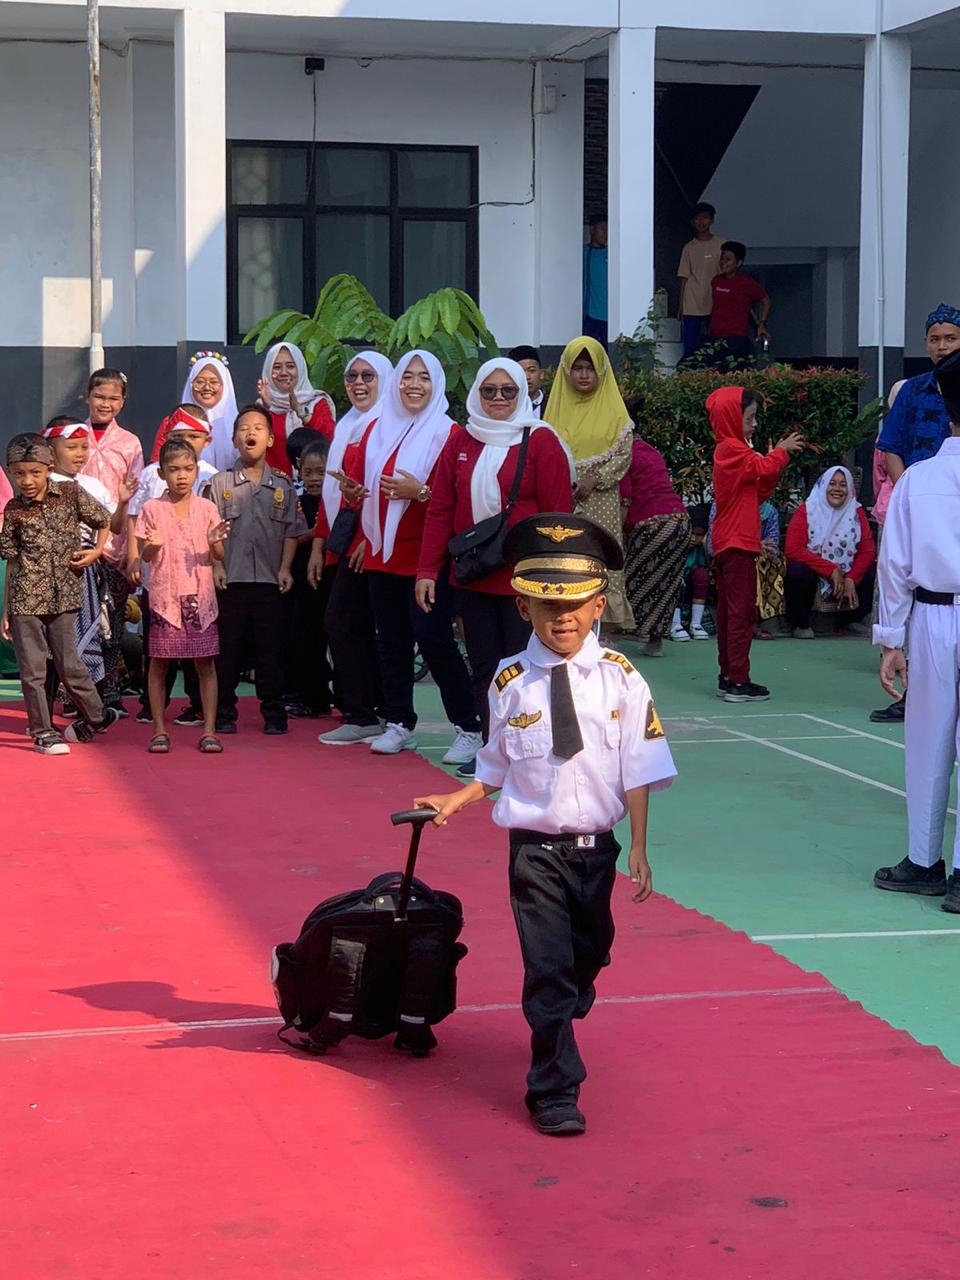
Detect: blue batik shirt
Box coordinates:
(876, 369, 952, 469)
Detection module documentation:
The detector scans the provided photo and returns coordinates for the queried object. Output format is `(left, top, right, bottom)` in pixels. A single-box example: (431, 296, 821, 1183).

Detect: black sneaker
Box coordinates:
(173, 705, 204, 726)
(284, 700, 315, 718)
(60, 701, 80, 719)
(64, 719, 95, 744)
(34, 730, 70, 756)
(870, 700, 905, 724)
(873, 855, 947, 895)
(113, 704, 130, 719)
(716, 676, 731, 699)
(263, 721, 288, 736)
(456, 758, 476, 778)
(135, 707, 153, 724)
(723, 681, 770, 703)
(215, 720, 238, 736)
(530, 1098, 586, 1137)
(943, 871, 960, 914)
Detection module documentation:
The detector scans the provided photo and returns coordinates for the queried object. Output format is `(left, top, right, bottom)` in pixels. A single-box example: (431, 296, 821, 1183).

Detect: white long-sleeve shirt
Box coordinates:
(874, 434, 960, 650)
(475, 631, 676, 833)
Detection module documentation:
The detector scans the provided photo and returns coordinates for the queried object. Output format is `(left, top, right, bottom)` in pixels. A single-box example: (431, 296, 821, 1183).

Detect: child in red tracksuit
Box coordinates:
(706, 385, 804, 702)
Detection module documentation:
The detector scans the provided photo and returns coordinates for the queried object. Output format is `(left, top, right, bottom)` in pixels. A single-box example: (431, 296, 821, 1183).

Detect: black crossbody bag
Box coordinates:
(448, 427, 531, 586)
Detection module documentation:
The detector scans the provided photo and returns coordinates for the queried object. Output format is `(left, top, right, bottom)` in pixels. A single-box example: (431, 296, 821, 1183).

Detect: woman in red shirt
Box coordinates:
(416, 357, 573, 768)
(257, 343, 335, 475)
(785, 466, 876, 638)
(346, 350, 480, 761)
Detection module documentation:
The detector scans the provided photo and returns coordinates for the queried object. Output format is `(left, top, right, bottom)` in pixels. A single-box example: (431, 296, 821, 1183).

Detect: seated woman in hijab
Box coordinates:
(150, 352, 240, 473)
(784, 466, 876, 638)
(257, 343, 336, 476)
(544, 336, 635, 633)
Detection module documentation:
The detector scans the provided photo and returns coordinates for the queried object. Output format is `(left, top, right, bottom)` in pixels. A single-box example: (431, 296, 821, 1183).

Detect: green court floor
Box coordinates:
(412, 635, 960, 1069)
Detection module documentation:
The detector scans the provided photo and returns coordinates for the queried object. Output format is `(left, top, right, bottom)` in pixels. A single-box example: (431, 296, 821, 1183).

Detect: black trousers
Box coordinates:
(457, 588, 531, 739)
(100, 561, 129, 708)
(325, 557, 382, 725)
(283, 569, 334, 711)
(785, 561, 876, 630)
(366, 568, 478, 733)
(508, 830, 620, 1104)
(138, 591, 200, 712)
(215, 583, 286, 726)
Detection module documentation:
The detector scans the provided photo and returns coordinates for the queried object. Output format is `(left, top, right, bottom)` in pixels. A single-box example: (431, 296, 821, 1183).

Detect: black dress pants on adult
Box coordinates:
(366, 568, 478, 733)
(457, 588, 532, 739)
(508, 831, 620, 1105)
(284, 569, 334, 712)
(325, 557, 383, 726)
(785, 561, 875, 630)
(215, 583, 286, 727)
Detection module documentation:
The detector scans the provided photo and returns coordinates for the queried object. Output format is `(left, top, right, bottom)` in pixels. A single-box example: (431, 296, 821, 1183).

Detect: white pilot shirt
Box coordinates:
(475, 630, 677, 833)
(875, 435, 960, 651)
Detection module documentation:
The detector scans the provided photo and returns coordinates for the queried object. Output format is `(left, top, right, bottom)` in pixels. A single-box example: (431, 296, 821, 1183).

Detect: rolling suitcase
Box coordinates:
(270, 807, 467, 1057)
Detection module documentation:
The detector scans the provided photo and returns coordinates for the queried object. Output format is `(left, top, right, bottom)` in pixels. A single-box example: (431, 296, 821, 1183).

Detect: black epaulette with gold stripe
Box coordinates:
(601, 650, 636, 675)
(494, 661, 525, 693)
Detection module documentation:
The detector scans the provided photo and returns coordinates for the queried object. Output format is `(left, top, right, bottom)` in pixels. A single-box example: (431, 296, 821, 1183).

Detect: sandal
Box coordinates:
(147, 734, 170, 754)
(198, 735, 223, 754)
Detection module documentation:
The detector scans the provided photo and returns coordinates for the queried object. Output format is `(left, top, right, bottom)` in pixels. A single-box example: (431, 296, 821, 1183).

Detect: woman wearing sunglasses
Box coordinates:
(416, 357, 573, 775)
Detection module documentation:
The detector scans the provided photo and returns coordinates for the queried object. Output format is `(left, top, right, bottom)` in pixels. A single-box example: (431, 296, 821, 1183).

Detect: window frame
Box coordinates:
(227, 139, 479, 342)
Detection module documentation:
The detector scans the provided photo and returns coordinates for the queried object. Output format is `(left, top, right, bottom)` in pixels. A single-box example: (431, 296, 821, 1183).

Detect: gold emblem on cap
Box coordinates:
(536, 524, 582, 544)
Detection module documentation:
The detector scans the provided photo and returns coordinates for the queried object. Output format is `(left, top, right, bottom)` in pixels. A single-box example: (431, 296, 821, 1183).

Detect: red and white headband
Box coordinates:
(42, 423, 90, 440)
(165, 407, 211, 436)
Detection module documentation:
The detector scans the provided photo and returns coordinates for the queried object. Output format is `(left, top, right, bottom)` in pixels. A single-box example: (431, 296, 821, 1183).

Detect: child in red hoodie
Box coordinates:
(706, 386, 804, 702)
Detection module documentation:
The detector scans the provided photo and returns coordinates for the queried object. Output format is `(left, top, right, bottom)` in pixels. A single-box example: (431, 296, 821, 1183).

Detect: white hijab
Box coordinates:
(362, 350, 454, 563)
(261, 342, 336, 435)
(321, 350, 394, 530)
(464, 357, 555, 523)
(804, 465, 862, 592)
(180, 355, 239, 473)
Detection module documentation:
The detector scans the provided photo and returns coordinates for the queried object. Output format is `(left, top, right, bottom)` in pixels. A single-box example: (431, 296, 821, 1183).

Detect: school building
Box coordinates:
(2, 0, 960, 434)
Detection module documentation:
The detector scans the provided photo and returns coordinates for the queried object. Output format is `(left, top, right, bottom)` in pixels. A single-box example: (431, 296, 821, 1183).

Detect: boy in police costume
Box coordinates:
(415, 514, 676, 1136)
(873, 347, 960, 911)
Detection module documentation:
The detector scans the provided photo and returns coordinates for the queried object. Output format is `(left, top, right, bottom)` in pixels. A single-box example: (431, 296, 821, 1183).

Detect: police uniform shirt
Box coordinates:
(875, 436, 960, 650)
(205, 465, 306, 585)
(475, 630, 677, 833)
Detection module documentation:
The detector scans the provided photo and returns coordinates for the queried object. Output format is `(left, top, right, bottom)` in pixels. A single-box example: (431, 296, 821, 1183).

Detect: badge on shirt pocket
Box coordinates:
(508, 710, 542, 729)
(273, 487, 285, 508)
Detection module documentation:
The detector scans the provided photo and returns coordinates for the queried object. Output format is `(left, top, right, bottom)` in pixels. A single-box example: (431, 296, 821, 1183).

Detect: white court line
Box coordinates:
(800, 713, 905, 751)
(0, 986, 835, 1045)
(753, 929, 960, 941)
(671, 734, 858, 745)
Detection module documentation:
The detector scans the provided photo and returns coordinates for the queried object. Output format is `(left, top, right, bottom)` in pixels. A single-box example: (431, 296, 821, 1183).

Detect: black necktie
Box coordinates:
(550, 662, 584, 760)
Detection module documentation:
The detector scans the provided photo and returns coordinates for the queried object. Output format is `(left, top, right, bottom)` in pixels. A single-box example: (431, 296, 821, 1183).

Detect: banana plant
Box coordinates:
(244, 277, 499, 412)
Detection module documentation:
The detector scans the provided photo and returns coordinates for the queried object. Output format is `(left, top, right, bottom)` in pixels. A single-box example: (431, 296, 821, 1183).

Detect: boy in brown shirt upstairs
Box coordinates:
(0, 433, 118, 755)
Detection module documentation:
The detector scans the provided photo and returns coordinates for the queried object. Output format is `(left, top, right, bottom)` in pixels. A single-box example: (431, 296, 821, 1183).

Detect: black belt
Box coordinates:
(915, 587, 958, 605)
(509, 828, 614, 851)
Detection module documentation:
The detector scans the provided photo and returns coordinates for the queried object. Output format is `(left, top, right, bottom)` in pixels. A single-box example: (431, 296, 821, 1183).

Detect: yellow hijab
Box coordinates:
(544, 336, 631, 463)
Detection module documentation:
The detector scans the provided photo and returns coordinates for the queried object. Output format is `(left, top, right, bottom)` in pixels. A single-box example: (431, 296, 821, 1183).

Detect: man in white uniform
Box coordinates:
(873, 347, 960, 911)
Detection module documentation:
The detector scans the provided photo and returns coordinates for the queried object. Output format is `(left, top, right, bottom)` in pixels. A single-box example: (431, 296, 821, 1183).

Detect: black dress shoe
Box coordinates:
(723, 681, 770, 703)
(530, 1097, 586, 1137)
(215, 721, 238, 735)
(873, 855, 947, 895)
(943, 871, 960, 913)
(263, 721, 288, 736)
(870, 700, 905, 724)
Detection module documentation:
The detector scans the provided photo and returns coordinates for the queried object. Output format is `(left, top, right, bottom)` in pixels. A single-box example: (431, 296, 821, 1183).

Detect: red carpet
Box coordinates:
(4, 701, 960, 1278)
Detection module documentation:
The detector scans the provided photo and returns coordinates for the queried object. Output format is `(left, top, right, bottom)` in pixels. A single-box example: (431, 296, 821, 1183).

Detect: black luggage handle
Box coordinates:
(390, 808, 439, 921)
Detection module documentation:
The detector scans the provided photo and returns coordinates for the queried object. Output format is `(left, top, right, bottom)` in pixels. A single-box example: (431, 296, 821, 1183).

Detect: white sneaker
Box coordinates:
(370, 722, 417, 754)
(689, 624, 710, 640)
(34, 731, 70, 756)
(442, 727, 483, 765)
(318, 722, 382, 745)
(670, 625, 691, 643)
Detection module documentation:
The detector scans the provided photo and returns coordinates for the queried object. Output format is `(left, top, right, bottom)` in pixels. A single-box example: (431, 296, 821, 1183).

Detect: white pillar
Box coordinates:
(175, 9, 227, 344)
(533, 61, 584, 347)
(858, 33, 911, 367)
(608, 27, 656, 344)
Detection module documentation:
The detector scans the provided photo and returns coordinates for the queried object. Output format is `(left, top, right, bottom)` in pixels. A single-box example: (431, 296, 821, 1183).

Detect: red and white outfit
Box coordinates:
(260, 342, 335, 475)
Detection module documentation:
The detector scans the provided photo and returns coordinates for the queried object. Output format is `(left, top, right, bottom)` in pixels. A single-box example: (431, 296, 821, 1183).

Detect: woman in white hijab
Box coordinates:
(310, 350, 394, 747)
(257, 342, 336, 476)
(149, 352, 239, 472)
(784, 465, 876, 637)
(344, 349, 481, 762)
(415, 357, 574, 770)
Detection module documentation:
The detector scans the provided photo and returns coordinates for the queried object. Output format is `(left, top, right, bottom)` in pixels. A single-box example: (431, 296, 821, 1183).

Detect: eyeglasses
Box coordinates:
(192, 379, 221, 391)
(479, 385, 519, 402)
(345, 370, 377, 384)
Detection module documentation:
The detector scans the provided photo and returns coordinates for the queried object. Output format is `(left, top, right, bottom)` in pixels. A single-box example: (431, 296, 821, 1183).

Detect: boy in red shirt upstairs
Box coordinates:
(708, 241, 769, 369)
(707, 386, 804, 702)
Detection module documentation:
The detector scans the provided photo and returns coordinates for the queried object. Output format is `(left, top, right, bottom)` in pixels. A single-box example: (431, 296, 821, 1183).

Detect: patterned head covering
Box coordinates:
(926, 303, 960, 331)
(6, 434, 53, 465)
(42, 422, 90, 440)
